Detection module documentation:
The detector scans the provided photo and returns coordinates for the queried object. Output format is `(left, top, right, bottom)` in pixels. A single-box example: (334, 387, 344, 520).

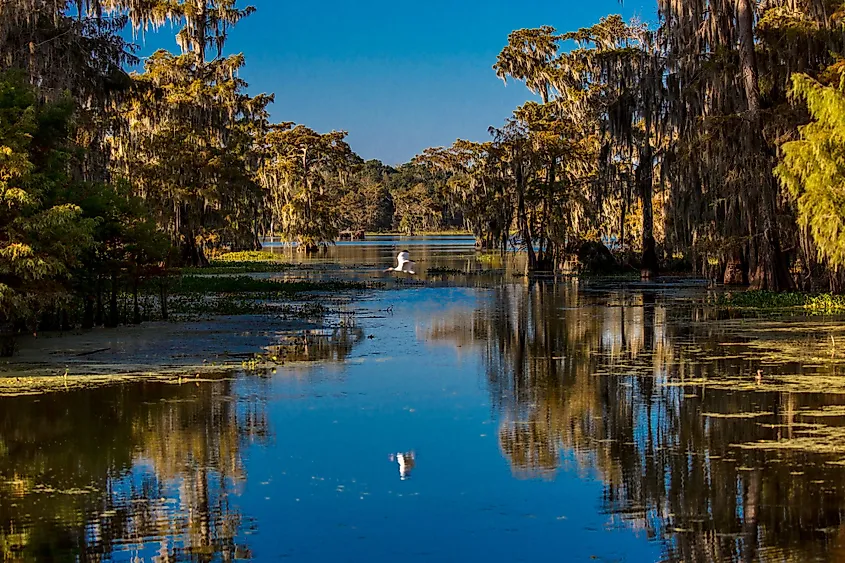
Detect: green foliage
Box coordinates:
(116, 50, 270, 266)
(337, 175, 393, 233)
(717, 291, 845, 313)
(215, 251, 287, 263)
(258, 125, 360, 248)
(168, 293, 331, 317)
(776, 66, 845, 268)
(0, 72, 96, 326)
(386, 164, 454, 235)
(182, 263, 290, 275)
(165, 274, 372, 319)
(182, 251, 292, 274)
(173, 275, 368, 294)
(426, 266, 493, 276)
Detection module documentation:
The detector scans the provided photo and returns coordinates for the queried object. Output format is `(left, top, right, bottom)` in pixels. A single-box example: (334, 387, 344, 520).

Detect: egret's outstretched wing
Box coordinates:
(390, 251, 415, 274)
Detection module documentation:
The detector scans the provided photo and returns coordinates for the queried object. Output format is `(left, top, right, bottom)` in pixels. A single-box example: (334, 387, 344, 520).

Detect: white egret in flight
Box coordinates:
(385, 249, 416, 274)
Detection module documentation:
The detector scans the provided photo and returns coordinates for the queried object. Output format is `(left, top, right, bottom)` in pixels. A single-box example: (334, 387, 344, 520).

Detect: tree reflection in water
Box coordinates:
(427, 281, 845, 562)
(0, 316, 365, 562)
(0, 376, 270, 561)
(265, 325, 364, 364)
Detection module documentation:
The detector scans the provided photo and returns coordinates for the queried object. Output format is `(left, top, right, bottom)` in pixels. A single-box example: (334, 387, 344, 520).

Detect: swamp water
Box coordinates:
(4, 237, 845, 561)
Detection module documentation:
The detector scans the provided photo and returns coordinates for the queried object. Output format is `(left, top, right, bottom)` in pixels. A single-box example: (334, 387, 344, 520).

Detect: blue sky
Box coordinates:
(134, 0, 655, 165)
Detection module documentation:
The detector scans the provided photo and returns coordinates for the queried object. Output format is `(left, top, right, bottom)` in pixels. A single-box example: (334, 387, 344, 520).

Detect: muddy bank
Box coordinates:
(0, 312, 360, 395)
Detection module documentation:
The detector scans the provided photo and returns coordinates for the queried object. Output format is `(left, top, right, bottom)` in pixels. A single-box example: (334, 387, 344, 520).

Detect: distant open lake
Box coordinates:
(3, 236, 845, 562)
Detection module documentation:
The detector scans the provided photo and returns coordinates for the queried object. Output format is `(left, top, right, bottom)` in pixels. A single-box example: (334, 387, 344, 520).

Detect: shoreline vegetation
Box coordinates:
(715, 291, 845, 314)
(7, 242, 845, 389)
(72, 249, 375, 323)
(4, 248, 845, 398)
(0, 249, 375, 387)
(3, 0, 845, 362)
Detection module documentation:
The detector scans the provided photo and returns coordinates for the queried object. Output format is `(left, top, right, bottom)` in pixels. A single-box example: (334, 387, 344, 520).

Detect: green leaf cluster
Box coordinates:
(776, 64, 845, 269)
(0, 72, 96, 326)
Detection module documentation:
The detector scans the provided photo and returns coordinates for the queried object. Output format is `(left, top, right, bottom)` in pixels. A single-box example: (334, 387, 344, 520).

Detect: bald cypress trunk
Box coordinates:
(723, 248, 747, 285)
(736, 0, 793, 291)
(536, 157, 556, 271)
(638, 142, 658, 279)
(516, 161, 536, 273)
(82, 295, 94, 330)
(95, 276, 104, 327)
(107, 271, 118, 328)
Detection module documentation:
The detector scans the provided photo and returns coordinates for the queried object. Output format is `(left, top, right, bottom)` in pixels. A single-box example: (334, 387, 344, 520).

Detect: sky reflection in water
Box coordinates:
(3, 238, 845, 562)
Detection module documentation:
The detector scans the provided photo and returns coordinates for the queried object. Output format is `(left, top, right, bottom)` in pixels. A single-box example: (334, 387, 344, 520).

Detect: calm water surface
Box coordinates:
(4, 237, 845, 562)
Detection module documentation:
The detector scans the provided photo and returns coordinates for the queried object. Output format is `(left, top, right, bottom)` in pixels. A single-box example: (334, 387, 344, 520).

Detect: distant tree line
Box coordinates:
(332, 160, 465, 236)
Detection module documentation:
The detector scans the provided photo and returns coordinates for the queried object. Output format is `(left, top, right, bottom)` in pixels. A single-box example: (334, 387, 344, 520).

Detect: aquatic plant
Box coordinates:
(213, 251, 289, 264)
(173, 276, 368, 295)
(717, 291, 845, 313)
(426, 266, 491, 275)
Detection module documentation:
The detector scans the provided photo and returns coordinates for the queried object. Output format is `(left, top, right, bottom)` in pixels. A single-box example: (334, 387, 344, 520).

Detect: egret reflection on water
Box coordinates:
(389, 451, 416, 480)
